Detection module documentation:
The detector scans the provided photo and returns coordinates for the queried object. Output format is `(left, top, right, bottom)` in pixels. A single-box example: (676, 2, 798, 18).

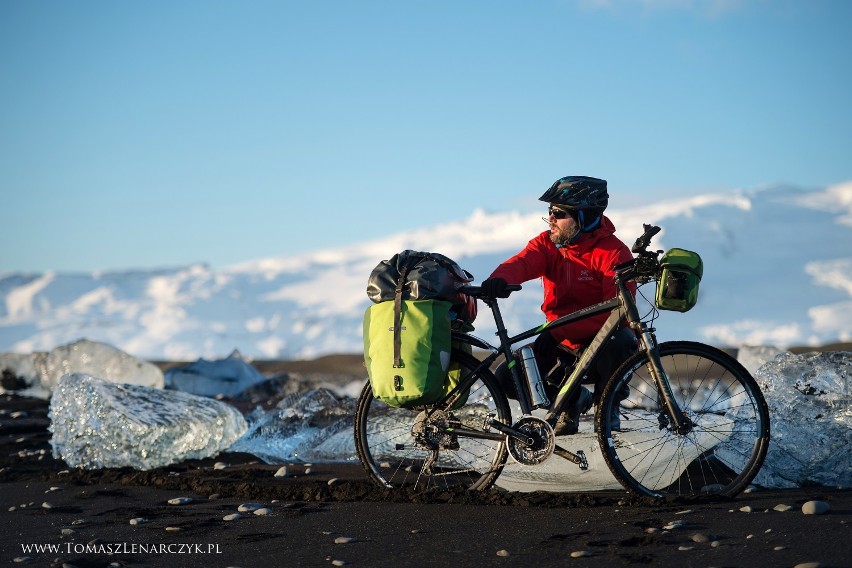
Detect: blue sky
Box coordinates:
(2, 0, 850, 273)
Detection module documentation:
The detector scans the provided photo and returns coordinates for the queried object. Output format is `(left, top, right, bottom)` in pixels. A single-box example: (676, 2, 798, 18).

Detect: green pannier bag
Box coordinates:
(655, 248, 704, 312)
(363, 299, 455, 408)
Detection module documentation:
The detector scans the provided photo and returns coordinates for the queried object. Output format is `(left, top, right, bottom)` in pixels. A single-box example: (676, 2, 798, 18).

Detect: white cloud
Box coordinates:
(808, 302, 852, 341)
(700, 320, 803, 348)
(796, 181, 852, 227)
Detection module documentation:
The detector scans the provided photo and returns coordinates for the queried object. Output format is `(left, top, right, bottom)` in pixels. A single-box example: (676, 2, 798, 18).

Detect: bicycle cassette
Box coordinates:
(507, 415, 555, 465)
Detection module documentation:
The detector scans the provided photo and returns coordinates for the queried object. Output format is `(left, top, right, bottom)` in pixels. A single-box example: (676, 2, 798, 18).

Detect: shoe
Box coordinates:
(595, 385, 628, 433)
(608, 407, 622, 432)
(553, 387, 593, 435)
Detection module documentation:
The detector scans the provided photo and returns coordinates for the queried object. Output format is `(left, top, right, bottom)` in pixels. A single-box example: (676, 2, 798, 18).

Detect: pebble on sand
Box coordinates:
(274, 466, 289, 478)
(238, 503, 264, 513)
(334, 537, 356, 544)
(223, 513, 241, 521)
(496, 549, 509, 557)
(802, 501, 830, 515)
(167, 497, 193, 505)
(253, 508, 272, 516)
(570, 550, 591, 558)
(773, 504, 793, 512)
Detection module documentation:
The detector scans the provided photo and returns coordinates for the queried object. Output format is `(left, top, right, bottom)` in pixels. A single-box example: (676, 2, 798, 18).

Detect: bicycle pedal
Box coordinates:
(576, 450, 588, 471)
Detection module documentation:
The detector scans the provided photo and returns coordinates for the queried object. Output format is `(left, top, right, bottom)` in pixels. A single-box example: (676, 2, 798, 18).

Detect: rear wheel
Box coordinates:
(354, 350, 510, 491)
(596, 341, 770, 498)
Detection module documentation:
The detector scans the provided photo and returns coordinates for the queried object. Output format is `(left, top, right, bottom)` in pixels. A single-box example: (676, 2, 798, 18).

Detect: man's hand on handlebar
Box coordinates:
(480, 277, 512, 298)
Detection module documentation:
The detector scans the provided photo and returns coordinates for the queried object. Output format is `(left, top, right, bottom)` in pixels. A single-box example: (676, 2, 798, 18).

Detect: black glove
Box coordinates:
(480, 277, 510, 298)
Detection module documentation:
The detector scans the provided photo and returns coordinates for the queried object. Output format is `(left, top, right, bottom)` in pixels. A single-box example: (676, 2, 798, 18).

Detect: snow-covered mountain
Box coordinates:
(2, 182, 851, 361)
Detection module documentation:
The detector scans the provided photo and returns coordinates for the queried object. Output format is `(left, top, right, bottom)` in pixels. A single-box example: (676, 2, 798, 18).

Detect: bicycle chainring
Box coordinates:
(507, 415, 555, 465)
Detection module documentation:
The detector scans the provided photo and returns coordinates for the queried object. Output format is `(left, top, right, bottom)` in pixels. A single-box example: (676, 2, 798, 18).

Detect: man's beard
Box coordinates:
(550, 224, 580, 246)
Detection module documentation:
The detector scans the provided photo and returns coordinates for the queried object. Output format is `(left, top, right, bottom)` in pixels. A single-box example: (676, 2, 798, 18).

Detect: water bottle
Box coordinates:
(518, 346, 550, 410)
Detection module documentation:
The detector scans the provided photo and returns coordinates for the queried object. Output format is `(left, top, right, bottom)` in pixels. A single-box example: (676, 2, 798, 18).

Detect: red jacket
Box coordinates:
(489, 216, 635, 350)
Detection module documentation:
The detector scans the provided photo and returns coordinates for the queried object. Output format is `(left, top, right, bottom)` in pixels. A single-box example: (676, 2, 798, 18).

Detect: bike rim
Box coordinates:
(599, 342, 769, 498)
(355, 360, 509, 491)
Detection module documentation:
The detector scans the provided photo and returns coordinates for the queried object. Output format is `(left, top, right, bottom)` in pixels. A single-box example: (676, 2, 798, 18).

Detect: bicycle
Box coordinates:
(353, 224, 770, 498)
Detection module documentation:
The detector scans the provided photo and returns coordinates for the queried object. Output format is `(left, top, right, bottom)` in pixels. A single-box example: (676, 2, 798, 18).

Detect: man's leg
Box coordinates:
(532, 332, 594, 435)
(590, 327, 638, 401)
(589, 327, 638, 430)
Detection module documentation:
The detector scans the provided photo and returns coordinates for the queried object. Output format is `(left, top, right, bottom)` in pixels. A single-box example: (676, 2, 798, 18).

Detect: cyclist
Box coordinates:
(481, 176, 637, 435)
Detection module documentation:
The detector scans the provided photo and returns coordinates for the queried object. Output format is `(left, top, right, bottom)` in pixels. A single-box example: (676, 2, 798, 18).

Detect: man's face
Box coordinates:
(547, 205, 580, 246)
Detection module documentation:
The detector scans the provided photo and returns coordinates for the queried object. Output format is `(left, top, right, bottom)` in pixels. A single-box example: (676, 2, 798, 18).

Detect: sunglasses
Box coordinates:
(548, 207, 576, 220)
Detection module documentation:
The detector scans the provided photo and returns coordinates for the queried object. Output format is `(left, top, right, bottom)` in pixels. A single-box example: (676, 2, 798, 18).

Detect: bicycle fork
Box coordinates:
(637, 330, 694, 434)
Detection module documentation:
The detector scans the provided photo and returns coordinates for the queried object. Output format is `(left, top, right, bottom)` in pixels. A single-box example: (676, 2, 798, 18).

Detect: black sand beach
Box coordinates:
(2, 392, 850, 568)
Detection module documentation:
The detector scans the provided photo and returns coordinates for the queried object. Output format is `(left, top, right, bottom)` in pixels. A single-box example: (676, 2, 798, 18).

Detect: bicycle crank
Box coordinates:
(506, 416, 555, 465)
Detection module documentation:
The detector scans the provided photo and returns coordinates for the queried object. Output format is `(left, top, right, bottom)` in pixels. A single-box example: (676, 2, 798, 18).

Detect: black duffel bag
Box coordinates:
(366, 250, 478, 324)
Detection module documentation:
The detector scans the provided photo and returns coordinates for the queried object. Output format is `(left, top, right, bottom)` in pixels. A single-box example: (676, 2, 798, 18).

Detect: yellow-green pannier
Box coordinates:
(363, 299, 454, 408)
(655, 248, 703, 312)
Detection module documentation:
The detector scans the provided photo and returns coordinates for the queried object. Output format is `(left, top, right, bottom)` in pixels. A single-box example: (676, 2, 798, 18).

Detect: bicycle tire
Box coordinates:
(353, 349, 510, 491)
(596, 341, 770, 498)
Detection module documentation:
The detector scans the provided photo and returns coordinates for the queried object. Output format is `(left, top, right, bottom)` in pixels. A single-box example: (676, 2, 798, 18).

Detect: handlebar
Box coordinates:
(632, 224, 662, 254)
(461, 284, 522, 299)
(464, 223, 663, 298)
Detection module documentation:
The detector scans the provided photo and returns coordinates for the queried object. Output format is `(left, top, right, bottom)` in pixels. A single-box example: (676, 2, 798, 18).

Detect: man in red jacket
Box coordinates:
(481, 176, 637, 435)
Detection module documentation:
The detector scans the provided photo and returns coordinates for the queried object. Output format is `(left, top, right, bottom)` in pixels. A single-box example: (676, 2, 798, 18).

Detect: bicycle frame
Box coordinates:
(443, 261, 693, 450)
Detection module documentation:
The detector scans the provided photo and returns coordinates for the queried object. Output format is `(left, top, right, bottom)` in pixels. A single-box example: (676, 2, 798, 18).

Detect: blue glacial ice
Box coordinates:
(39, 339, 852, 490)
(49, 373, 247, 470)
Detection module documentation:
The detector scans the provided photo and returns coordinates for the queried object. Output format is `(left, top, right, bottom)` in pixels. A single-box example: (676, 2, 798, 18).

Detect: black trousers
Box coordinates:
(495, 326, 638, 405)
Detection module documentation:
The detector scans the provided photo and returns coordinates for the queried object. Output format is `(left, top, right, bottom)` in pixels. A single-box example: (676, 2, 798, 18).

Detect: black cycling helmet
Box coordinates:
(538, 176, 609, 209)
(539, 176, 609, 238)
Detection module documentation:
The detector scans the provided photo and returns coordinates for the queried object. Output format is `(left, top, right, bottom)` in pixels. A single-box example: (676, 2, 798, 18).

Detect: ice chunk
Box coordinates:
(228, 388, 356, 463)
(49, 373, 247, 470)
(737, 344, 788, 376)
(164, 349, 268, 398)
(1, 339, 164, 398)
(747, 351, 851, 488)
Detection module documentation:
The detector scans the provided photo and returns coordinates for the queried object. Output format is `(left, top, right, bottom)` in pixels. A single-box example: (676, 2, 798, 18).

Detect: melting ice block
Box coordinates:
(228, 388, 356, 463)
(1, 339, 164, 398)
(49, 373, 247, 470)
(745, 351, 851, 488)
(737, 344, 788, 376)
(164, 349, 268, 398)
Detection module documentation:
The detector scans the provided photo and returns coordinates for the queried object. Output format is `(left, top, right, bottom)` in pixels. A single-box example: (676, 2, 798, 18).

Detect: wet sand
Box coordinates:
(1, 394, 849, 568)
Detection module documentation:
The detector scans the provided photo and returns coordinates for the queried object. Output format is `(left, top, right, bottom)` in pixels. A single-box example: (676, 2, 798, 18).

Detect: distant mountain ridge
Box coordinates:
(2, 182, 851, 360)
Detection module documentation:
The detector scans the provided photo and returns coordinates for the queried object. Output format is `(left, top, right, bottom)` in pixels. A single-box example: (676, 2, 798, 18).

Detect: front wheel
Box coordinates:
(354, 349, 511, 491)
(596, 341, 770, 498)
